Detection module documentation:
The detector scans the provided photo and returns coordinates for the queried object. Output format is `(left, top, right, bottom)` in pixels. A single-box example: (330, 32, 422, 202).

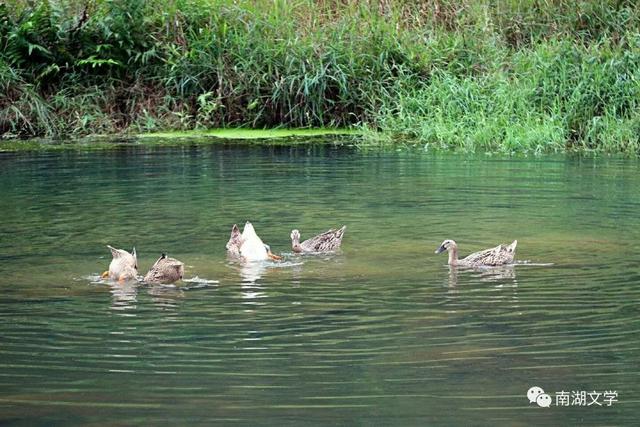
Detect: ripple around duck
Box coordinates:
(1, 147, 639, 425)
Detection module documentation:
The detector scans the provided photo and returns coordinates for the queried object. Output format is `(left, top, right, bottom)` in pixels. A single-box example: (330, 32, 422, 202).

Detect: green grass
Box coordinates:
(2, 1, 640, 153)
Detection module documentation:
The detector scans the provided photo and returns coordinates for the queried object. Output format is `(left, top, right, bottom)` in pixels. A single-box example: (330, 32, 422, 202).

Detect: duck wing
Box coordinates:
(300, 226, 346, 252)
(144, 255, 185, 284)
(461, 240, 517, 267)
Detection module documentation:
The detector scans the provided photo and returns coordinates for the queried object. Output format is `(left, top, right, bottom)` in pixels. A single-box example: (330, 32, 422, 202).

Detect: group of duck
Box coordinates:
(102, 221, 347, 284)
(102, 221, 518, 284)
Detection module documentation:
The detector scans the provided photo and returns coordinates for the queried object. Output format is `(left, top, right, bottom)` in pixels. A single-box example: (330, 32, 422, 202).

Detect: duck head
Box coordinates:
(435, 240, 459, 266)
(435, 239, 457, 254)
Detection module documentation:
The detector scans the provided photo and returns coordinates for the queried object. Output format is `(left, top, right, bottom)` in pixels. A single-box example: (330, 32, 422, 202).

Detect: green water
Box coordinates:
(1, 142, 639, 425)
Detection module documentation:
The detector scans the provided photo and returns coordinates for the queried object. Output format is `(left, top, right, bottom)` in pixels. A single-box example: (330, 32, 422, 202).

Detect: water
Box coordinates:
(1, 142, 639, 425)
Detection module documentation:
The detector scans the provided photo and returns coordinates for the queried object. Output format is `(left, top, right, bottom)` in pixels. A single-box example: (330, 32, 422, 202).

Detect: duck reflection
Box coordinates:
(147, 283, 184, 310)
(447, 265, 459, 290)
(240, 281, 267, 305)
(235, 261, 269, 310)
(109, 281, 138, 311)
(447, 264, 518, 287)
(477, 265, 517, 282)
(239, 260, 268, 284)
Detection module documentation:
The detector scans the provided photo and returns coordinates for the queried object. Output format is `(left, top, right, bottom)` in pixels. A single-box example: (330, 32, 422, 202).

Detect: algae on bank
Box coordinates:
(0, 128, 359, 152)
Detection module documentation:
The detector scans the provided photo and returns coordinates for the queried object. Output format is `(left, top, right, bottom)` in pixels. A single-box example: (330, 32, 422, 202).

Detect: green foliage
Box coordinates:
(1, 0, 639, 152)
(373, 36, 640, 153)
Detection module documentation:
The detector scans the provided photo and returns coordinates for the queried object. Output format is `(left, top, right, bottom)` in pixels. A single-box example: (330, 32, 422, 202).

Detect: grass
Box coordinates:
(1, 1, 640, 153)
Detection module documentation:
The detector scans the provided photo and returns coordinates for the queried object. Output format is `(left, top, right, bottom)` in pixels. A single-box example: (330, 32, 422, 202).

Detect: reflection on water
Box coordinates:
(239, 260, 268, 284)
(474, 265, 517, 282)
(107, 280, 185, 312)
(447, 266, 459, 290)
(147, 284, 184, 310)
(108, 281, 138, 311)
(240, 282, 268, 309)
(446, 265, 516, 288)
(0, 145, 639, 426)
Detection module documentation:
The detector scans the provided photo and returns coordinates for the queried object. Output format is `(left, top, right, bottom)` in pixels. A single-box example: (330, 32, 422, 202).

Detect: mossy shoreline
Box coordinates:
(137, 128, 360, 140)
(2, 1, 640, 153)
(0, 128, 360, 152)
(1, 128, 630, 158)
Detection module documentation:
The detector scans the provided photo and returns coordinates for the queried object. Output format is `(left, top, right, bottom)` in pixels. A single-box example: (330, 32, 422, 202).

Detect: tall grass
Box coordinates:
(373, 37, 640, 153)
(1, 0, 639, 152)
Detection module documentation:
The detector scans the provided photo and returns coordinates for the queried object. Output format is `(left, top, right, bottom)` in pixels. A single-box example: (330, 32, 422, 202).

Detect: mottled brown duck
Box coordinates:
(290, 226, 346, 253)
(435, 239, 517, 267)
(225, 224, 243, 257)
(144, 253, 185, 284)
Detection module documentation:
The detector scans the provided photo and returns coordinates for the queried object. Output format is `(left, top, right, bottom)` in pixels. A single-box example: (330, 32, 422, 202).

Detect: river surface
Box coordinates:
(0, 141, 639, 425)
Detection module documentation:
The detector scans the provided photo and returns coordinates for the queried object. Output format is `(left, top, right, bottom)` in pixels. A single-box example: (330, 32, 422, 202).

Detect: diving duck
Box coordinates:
(435, 239, 517, 267)
(290, 226, 346, 253)
(102, 245, 138, 282)
(144, 253, 185, 284)
(225, 224, 242, 257)
(230, 221, 282, 261)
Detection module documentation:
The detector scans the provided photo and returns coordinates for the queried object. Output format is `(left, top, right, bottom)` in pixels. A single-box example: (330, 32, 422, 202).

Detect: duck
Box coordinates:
(144, 253, 185, 284)
(290, 226, 346, 253)
(102, 245, 138, 282)
(225, 224, 242, 257)
(235, 221, 282, 261)
(435, 239, 517, 267)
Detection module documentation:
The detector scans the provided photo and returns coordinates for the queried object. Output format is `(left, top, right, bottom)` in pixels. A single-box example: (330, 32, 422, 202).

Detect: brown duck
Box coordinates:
(435, 239, 517, 267)
(144, 253, 185, 284)
(290, 226, 346, 253)
(102, 245, 138, 283)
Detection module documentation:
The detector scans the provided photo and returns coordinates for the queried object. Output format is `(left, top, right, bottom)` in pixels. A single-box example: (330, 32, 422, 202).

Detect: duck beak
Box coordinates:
(101, 271, 109, 279)
(267, 250, 283, 261)
(435, 244, 446, 254)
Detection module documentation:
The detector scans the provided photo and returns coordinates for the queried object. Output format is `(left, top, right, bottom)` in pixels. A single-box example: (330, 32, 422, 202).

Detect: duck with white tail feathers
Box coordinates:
(435, 239, 517, 267)
(102, 245, 138, 282)
(227, 221, 282, 261)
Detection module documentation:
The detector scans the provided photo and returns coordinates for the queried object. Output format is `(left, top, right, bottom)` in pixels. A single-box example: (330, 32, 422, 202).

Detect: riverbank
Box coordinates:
(2, 1, 639, 153)
(0, 128, 361, 152)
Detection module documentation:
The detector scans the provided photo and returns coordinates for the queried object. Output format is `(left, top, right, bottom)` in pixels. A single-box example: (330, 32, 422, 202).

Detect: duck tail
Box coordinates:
(107, 245, 119, 258)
